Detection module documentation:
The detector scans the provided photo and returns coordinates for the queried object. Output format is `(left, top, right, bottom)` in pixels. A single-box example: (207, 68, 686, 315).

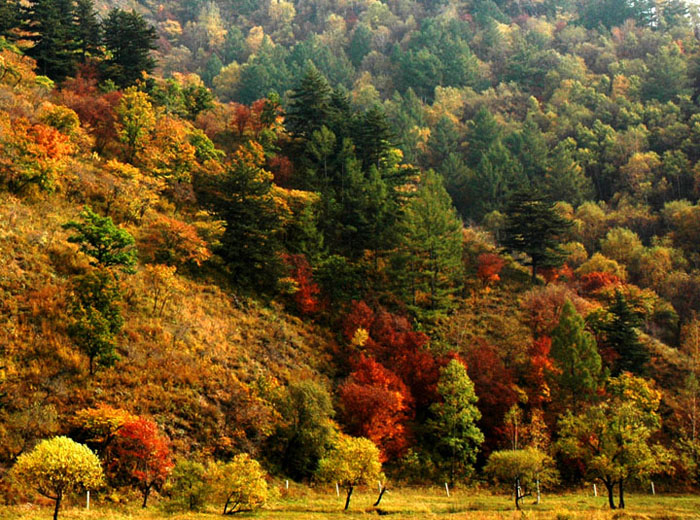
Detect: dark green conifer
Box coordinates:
(102, 9, 157, 87)
(501, 190, 571, 283)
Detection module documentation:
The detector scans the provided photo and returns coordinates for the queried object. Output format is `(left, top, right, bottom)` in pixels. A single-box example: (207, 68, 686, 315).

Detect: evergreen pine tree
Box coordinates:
(193, 142, 282, 290)
(602, 290, 650, 376)
(0, 0, 20, 39)
(285, 63, 333, 140)
(102, 9, 157, 87)
(396, 170, 463, 321)
(501, 190, 571, 283)
(550, 300, 603, 408)
(353, 105, 395, 170)
(73, 0, 102, 62)
(23, 0, 77, 80)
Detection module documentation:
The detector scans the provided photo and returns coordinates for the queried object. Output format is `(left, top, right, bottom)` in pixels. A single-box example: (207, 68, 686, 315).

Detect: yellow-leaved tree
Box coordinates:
(11, 436, 104, 520)
(317, 434, 382, 510)
(208, 453, 268, 515)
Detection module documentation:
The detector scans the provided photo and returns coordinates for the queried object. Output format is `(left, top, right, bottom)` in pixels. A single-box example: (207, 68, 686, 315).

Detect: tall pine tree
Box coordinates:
(102, 9, 157, 87)
(550, 300, 603, 409)
(23, 0, 77, 80)
(501, 190, 571, 283)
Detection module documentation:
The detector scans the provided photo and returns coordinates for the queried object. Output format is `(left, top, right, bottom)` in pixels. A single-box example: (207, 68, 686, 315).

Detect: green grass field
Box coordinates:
(3, 487, 700, 520)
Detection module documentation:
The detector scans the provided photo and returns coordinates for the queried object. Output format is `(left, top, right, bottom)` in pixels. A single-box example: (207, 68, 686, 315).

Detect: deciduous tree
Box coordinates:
(426, 359, 484, 486)
(108, 417, 174, 507)
(11, 437, 104, 520)
(557, 373, 672, 509)
(208, 454, 268, 514)
(317, 434, 382, 510)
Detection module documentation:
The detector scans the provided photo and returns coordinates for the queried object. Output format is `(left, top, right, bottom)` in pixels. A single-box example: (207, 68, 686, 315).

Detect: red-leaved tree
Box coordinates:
(283, 253, 321, 315)
(477, 253, 505, 286)
(339, 355, 414, 461)
(465, 340, 518, 453)
(108, 418, 174, 507)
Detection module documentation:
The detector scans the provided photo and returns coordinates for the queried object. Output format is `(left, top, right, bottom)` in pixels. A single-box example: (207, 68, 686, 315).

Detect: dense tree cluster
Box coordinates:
(6, 0, 700, 515)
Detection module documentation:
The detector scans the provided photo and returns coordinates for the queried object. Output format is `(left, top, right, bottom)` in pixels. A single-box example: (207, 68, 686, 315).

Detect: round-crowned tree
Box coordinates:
(208, 454, 268, 515)
(11, 436, 104, 520)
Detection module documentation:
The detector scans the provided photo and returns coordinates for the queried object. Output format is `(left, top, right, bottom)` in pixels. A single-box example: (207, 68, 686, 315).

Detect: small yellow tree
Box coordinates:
(208, 454, 268, 515)
(317, 434, 382, 510)
(11, 436, 104, 520)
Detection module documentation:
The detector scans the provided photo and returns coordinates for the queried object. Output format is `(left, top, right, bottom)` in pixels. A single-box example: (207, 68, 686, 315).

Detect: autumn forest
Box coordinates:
(2, 0, 700, 518)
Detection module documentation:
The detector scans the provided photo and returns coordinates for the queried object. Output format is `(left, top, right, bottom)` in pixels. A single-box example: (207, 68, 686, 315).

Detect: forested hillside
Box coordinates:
(3, 0, 700, 514)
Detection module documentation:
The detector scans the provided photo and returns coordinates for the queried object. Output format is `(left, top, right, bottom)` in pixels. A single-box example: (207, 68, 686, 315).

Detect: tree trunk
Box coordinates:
(374, 485, 387, 507)
(515, 477, 521, 510)
(531, 263, 537, 284)
(344, 485, 353, 510)
(604, 480, 616, 509)
(142, 485, 151, 508)
(53, 493, 62, 520)
(618, 479, 625, 509)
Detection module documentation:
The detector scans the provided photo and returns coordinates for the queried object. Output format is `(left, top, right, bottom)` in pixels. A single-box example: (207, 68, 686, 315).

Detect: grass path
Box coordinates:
(3, 487, 700, 519)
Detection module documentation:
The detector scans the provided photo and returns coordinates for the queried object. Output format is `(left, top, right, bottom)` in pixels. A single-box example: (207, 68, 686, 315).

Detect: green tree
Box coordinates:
(167, 460, 210, 512)
(10, 437, 104, 520)
(102, 9, 157, 87)
(395, 170, 463, 321)
(0, 0, 20, 39)
(269, 380, 337, 480)
(501, 191, 572, 283)
(550, 300, 603, 408)
(23, 0, 77, 80)
(557, 373, 672, 509)
(426, 360, 484, 486)
(193, 141, 282, 290)
(600, 290, 649, 376)
(63, 207, 137, 273)
(484, 448, 558, 510)
(68, 271, 124, 375)
(317, 434, 382, 510)
(348, 24, 372, 67)
(642, 44, 689, 103)
(285, 64, 333, 140)
(116, 87, 156, 165)
(73, 0, 101, 62)
(208, 454, 268, 514)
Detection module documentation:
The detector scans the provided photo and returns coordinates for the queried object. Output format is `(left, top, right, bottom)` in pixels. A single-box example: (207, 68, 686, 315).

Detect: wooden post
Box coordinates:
(444, 482, 450, 497)
(593, 483, 597, 497)
(336, 482, 340, 497)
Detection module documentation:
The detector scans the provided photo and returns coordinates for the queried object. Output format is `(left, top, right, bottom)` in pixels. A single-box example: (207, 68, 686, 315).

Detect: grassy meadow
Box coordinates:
(3, 486, 700, 520)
